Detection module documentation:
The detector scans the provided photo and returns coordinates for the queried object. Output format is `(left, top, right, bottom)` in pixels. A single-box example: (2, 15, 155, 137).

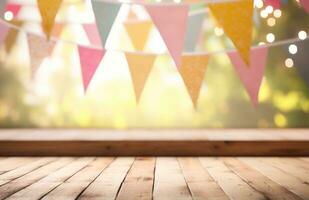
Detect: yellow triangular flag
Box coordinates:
(209, 0, 253, 65)
(179, 55, 209, 108)
(125, 53, 156, 103)
(37, 0, 62, 39)
(124, 21, 152, 51)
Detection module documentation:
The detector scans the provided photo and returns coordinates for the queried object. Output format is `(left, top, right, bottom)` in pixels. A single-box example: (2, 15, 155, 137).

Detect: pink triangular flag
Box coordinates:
(78, 46, 105, 92)
(145, 4, 189, 68)
(300, 0, 309, 13)
(0, 21, 10, 44)
(264, 0, 281, 9)
(5, 3, 22, 18)
(27, 33, 55, 78)
(83, 23, 102, 47)
(228, 47, 268, 106)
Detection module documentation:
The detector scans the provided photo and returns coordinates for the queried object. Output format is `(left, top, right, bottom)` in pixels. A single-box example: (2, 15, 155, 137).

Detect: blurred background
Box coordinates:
(0, 0, 308, 128)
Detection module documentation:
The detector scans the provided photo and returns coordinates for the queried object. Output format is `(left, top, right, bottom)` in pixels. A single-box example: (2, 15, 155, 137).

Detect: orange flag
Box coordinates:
(209, 0, 253, 65)
(124, 21, 152, 51)
(125, 53, 156, 103)
(4, 20, 24, 53)
(37, 0, 62, 39)
(52, 23, 65, 38)
(179, 55, 209, 108)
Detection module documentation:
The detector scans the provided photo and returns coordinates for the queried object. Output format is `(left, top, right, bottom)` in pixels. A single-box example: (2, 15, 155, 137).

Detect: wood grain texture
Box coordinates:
(0, 129, 309, 156)
(0, 158, 74, 199)
(222, 158, 303, 200)
(199, 157, 267, 200)
(41, 158, 114, 200)
(79, 157, 134, 200)
(0, 157, 309, 200)
(116, 157, 155, 200)
(153, 157, 192, 200)
(0, 140, 309, 156)
(178, 157, 229, 200)
(240, 157, 309, 200)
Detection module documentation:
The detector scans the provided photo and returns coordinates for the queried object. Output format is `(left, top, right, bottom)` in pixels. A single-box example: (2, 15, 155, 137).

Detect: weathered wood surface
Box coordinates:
(0, 157, 308, 200)
(0, 129, 308, 156)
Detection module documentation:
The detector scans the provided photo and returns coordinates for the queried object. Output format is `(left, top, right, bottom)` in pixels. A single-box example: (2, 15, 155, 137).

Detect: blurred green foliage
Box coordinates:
(0, 0, 309, 128)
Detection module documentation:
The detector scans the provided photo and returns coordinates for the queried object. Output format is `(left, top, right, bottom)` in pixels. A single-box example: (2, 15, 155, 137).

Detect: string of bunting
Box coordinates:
(0, 0, 309, 108)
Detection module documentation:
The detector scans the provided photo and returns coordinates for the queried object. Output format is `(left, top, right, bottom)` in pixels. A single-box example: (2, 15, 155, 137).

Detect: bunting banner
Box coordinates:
(228, 46, 269, 106)
(78, 46, 105, 92)
(125, 53, 156, 103)
(83, 23, 102, 46)
(91, 1, 121, 47)
(4, 20, 24, 53)
(264, 0, 281, 9)
(184, 11, 205, 52)
(124, 21, 152, 51)
(179, 55, 209, 108)
(0, 21, 9, 45)
(145, 4, 189, 68)
(0, 0, 308, 109)
(37, 0, 63, 39)
(27, 33, 55, 78)
(300, 0, 309, 14)
(5, 3, 22, 18)
(209, 0, 254, 65)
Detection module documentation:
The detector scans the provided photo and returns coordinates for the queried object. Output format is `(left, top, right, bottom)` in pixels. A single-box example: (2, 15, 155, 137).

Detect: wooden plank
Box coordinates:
(240, 157, 309, 200)
(259, 158, 309, 184)
(178, 157, 229, 200)
(0, 140, 309, 156)
(222, 158, 303, 200)
(41, 158, 114, 200)
(199, 157, 267, 200)
(116, 157, 155, 200)
(153, 157, 192, 200)
(6, 157, 94, 200)
(79, 157, 134, 200)
(0, 157, 56, 186)
(0, 158, 74, 199)
(0, 129, 309, 156)
(0, 157, 38, 174)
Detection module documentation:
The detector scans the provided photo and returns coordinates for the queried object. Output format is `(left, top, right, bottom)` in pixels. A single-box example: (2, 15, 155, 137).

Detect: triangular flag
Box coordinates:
(37, 0, 62, 39)
(209, 0, 253, 65)
(125, 53, 156, 103)
(184, 11, 205, 52)
(5, 3, 22, 18)
(52, 23, 65, 38)
(264, 0, 281, 9)
(0, 1, 6, 14)
(91, 1, 121, 47)
(0, 21, 10, 45)
(4, 20, 24, 53)
(27, 33, 55, 78)
(124, 21, 152, 51)
(179, 55, 208, 108)
(145, 4, 189, 68)
(228, 47, 268, 106)
(83, 23, 102, 46)
(78, 46, 105, 92)
(300, 0, 309, 13)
